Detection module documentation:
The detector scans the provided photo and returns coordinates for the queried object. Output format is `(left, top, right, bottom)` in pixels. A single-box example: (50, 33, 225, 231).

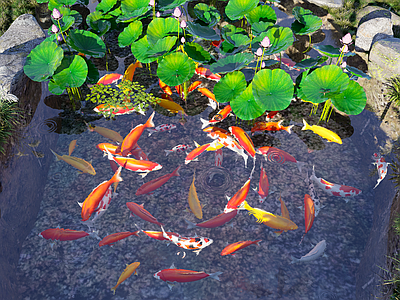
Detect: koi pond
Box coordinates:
(1, 1, 398, 300)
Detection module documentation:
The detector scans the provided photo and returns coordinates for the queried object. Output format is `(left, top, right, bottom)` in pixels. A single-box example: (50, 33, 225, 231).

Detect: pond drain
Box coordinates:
(197, 167, 232, 195)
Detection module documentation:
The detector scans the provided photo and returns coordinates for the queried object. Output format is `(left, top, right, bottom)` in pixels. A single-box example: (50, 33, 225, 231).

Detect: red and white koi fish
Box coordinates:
(372, 153, 390, 189)
(39, 228, 89, 241)
(198, 87, 218, 110)
(200, 105, 232, 129)
(80, 185, 113, 229)
(185, 141, 211, 164)
(147, 124, 177, 136)
(97, 73, 123, 85)
(136, 166, 180, 195)
(120, 111, 155, 156)
(254, 164, 269, 203)
(126, 202, 164, 227)
(195, 67, 221, 81)
(251, 120, 293, 134)
(229, 126, 256, 159)
(164, 144, 192, 156)
(221, 240, 261, 256)
(161, 226, 213, 255)
(154, 263, 222, 290)
(215, 148, 223, 166)
(184, 210, 238, 229)
(310, 166, 361, 201)
(224, 178, 251, 213)
(99, 231, 140, 247)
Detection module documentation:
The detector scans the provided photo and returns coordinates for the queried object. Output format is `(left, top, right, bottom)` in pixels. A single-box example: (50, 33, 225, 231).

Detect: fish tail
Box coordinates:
(275, 230, 283, 236)
(104, 146, 115, 161)
(301, 119, 310, 131)
(145, 111, 155, 128)
(111, 287, 117, 295)
(285, 125, 294, 134)
(164, 150, 171, 156)
(171, 165, 181, 177)
(290, 256, 300, 264)
(184, 219, 197, 229)
(254, 240, 262, 246)
(208, 271, 223, 281)
(111, 166, 123, 183)
(200, 118, 210, 129)
(50, 149, 61, 161)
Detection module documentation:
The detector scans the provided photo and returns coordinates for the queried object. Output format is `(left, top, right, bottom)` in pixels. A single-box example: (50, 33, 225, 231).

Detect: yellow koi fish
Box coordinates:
(275, 194, 291, 236)
(188, 172, 202, 219)
(156, 98, 186, 115)
(50, 149, 96, 175)
(68, 140, 77, 156)
(302, 119, 342, 144)
(111, 262, 140, 295)
(86, 123, 124, 143)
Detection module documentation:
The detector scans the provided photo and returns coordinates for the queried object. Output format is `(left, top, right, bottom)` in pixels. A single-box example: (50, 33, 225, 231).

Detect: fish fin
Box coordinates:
(193, 140, 200, 148)
(50, 149, 60, 161)
(290, 256, 300, 264)
(275, 230, 283, 236)
(77, 170, 83, 174)
(296, 161, 307, 174)
(77, 201, 83, 207)
(138, 172, 148, 178)
(301, 119, 310, 131)
(208, 271, 223, 281)
(145, 111, 156, 128)
(134, 270, 138, 275)
(193, 249, 201, 255)
(254, 240, 262, 246)
(200, 118, 210, 129)
(285, 125, 294, 134)
(184, 219, 197, 229)
(164, 150, 171, 156)
(172, 165, 181, 176)
(88, 230, 101, 241)
(167, 282, 175, 290)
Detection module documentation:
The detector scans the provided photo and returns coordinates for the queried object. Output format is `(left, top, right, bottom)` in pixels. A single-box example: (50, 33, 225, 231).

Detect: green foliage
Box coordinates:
(387, 76, 400, 106)
(0, 95, 23, 156)
(0, 0, 37, 37)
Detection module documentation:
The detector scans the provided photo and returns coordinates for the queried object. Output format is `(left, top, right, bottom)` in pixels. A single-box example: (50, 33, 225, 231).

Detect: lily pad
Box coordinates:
(84, 57, 99, 84)
(219, 41, 248, 55)
(118, 20, 143, 47)
(231, 83, 265, 120)
(147, 17, 181, 46)
(184, 42, 211, 63)
(246, 5, 277, 24)
(330, 80, 367, 115)
(67, 29, 106, 58)
(213, 71, 247, 103)
(221, 25, 249, 47)
(157, 52, 196, 86)
(121, 0, 150, 16)
(158, 0, 187, 11)
(251, 27, 294, 56)
(131, 35, 158, 63)
(24, 41, 64, 82)
(300, 65, 349, 104)
(345, 66, 372, 79)
(49, 15, 74, 34)
(313, 45, 356, 58)
(52, 55, 88, 89)
(252, 68, 294, 111)
(291, 6, 322, 35)
(147, 36, 177, 57)
(96, 0, 117, 13)
(209, 52, 253, 74)
(225, 0, 258, 20)
(294, 56, 328, 69)
(194, 3, 220, 27)
(251, 21, 275, 35)
(187, 22, 220, 41)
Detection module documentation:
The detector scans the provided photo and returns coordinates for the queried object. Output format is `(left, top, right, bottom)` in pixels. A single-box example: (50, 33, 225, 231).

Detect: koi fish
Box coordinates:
(94, 103, 143, 116)
(310, 166, 361, 200)
(221, 240, 262, 256)
(50, 149, 96, 175)
(188, 172, 202, 219)
(265, 111, 278, 120)
(154, 263, 222, 290)
(185, 141, 211, 164)
(87, 123, 124, 143)
(68, 140, 77, 155)
(120, 111, 155, 156)
(99, 231, 140, 247)
(251, 120, 293, 134)
(300, 194, 315, 244)
(273, 54, 300, 71)
(130, 143, 149, 161)
(176, 81, 202, 98)
(198, 87, 218, 109)
(372, 152, 390, 189)
(126, 202, 164, 226)
(79, 167, 123, 221)
(254, 164, 269, 203)
(291, 240, 327, 264)
(200, 105, 232, 129)
(195, 67, 221, 81)
(302, 119, 342, 144)
(97, 73, 123, 85)
(80, 186, 113, 229)
(257, 146, 297, 164)
(136, 166, 181, 195)
(161, 226, 213, 255)
(211, 39, 224, 48)
(159, 79, 173, 95)
(205, 139, 225, 152)
(305, 169, 322, 217)
(224, 178, 251, 213)
(211, 132, 248, 167)
(123, 61, 142, 82)
(164, 144, 192, 156)
(215, 148, 223, 166)
(184, 210, 238, 229)
(39, 228, 89, 241)
(156, 98, 186, 115)
(229, 126, 256, 158)
(275, 194, 290, 236)
(142, 230, 180, 241)
(96, 143, 124, 156)
(111, 262, 140, 295)
(147, 124, 176, 136)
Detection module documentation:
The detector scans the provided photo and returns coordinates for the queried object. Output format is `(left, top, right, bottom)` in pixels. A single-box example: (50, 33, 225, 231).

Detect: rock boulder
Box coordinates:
(368, 38, 400, 82)
(355, 15, 393, 52)
(305, 0, 343, 8)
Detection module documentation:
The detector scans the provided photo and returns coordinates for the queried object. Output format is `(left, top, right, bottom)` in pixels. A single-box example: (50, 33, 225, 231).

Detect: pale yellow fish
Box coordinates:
(123, 61, 142, 82)
(302, 119, 342, 144)
(111, 262, 140, 295)
(156, 98, 186, 115)
(86, 123, 123, 143)
(68, 140, 77, 156)
(50, 149, 96, 175)
(275, 194, 291, 236)
(188, 171, 202, 219)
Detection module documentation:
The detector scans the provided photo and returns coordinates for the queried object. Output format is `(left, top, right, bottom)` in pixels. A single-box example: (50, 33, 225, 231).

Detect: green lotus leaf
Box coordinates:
(209, 52, 253, 74)
(147, 17, 182, 46)
(246, 59, 279, 68)
(213, 71, 247, 103)
(118, 20, 143, 47)
(345, 66, 372, 79)
(184, 42, 211, 63)
(69, 9, 82, 27)
(301, 65, 349, 104)
(291, 16, 322, 35)
(87, 11, 105, 31)
(96, 20, 112, 36)
(219, 41, 248, 55)
(187, 22, 220, 40)
(231, 83, 265, 120)
(48, 79, 65, 95)
(157, 52, 196, 86)
(225, 0, 258, 20)
(147, 36, 177, 57)
(97, 0, 117, 13)
(67, 29, 106, 58)
(52, 55, 88, 88)
(131, 35, 158, 63)
(246, 5, 277, 25)
(251, 27, 294, 56)
(252, 68, 294, 111)
(49, 15, 74, 33)
(84, 57, 99, 84)
(294, 56, 328, 69)
(24, 41, 64, 82)
(330, 80, 367, 115)
(158, 0, 188, 11)
(121, 0, 150, 15)
(48, 0, 74, 10)
(313, 45, 356, 58)
(251, 21, 275, 35)
(194, 3, 220, 26)
(221, 24, 249, 46)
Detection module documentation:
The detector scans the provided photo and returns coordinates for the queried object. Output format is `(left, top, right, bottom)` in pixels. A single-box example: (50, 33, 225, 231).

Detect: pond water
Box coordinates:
(5, 4, 397, 300)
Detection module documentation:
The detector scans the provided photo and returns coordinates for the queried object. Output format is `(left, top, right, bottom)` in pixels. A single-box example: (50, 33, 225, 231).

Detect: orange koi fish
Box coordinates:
(97, 143, 124, 156)
(185, 141, 211, 164)
(275, 194, 291, 236)
(120, 111, 155, 156)
(159, 79, 173, 95)
(229, 126, 256, 158)
(50, 149, 96, 175)
(99, 231, 140, 247)
(94, 103, 143, 116)
(39, 228, 89, 241)
(257, 146, 297, 164)
(111, 262, 140, 295)
(185, 210, 238, 229)
(198, 87, 217, 109)
(97, 73, 123, 85)
(142, 230, 180, 241)
(224, 178, 251, 213)
(251, 120, 293, 134)
(126, 202, 164, 226)
(136, 165, 181, 195)
(200, 105, 232, 129)
(68, 140, 77, 155)
(300, 194, 315, 244)
(87, 123, 124, 143)
(195, 67, 221, 81)
(79, 167, 123, 221)
(265, 111, 279, 120)
(188, 171, 202, 219)
(203, 126, 230, 138)
(156, 98, 186, 115)
(123, 61, 142, 82)
(221, 240, 261, 256)
(254, 164, 269, 203)
(211, 39, 224, 48)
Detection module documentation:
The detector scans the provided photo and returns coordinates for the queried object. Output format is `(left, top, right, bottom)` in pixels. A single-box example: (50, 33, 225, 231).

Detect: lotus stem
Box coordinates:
(303, 34, 311, 53)
(153, 5, 155, 20)
(320, 99, 333, 122)
(57, 19, 72, 53)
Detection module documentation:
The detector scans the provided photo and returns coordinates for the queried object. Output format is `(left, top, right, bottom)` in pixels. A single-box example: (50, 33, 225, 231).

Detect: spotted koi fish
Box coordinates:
(372, 153, 390, 189)
(147, 124, 177, 136)
(164, 144, 192, 156)
(161, 226, 213, 255)
(305, 169, 322, 217)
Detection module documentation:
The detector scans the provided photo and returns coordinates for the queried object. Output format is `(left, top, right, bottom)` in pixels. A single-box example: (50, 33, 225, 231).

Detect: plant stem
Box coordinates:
(302, 34, 311, 53)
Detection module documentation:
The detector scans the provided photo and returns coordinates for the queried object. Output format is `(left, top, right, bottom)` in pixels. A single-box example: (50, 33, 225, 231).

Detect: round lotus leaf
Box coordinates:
(213, 71, 247, 103)
(313, 45, 356, 58)
(48, 79, 65, 95)
(252, 68, 294, 111)
(184, 42, 211, 63)
(147, 17, 182, 46)
(231, 83, 265, 120)
(147, 36, 177, 58)
(251, 27, 294, 56)
(345, 66, 371, 79)
(84, 57, 99, 84)
(246, 5, 277, 25)
(301, 65, 349, 104)
(194, 3, 220, 26)
(24, 41, 64, 82)
(209, 52, 253, 74)
(96, 0, 117, 13)
(158, 0, 187, 11)
(187, 22, 220, 40)
(294, 56, 328, 69)
(52, 55, 88, 88)
(118, 20, 142, 47)
(121, 0, 150, 16)
(251, 21, 275, 35)
(157, 52, 196, 86)
(331, 80, 367, 115)
(131, 36, 158, 63)
(67, 29, 106, 58)
(225, 0, 258, 20)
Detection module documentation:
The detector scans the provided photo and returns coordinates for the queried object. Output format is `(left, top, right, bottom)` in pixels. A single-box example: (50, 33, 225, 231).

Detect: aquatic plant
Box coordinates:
(382, 76, 400, 120)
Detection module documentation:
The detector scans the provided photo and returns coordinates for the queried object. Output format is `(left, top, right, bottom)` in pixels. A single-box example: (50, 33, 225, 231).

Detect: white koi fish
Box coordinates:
(164, 144, 192, 156)
(305, 169, 322, 216)
(291, 240, 327, 264)
(372, 153, 390, 189)
(147, 124, 176, 136)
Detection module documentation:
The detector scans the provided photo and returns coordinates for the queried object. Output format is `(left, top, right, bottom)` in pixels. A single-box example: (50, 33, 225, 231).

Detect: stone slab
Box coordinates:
(355, 17, 393, 52)
(357, 5, 400, 26)
(305, 0, 343, 8)
(368, 37, 400, 82)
